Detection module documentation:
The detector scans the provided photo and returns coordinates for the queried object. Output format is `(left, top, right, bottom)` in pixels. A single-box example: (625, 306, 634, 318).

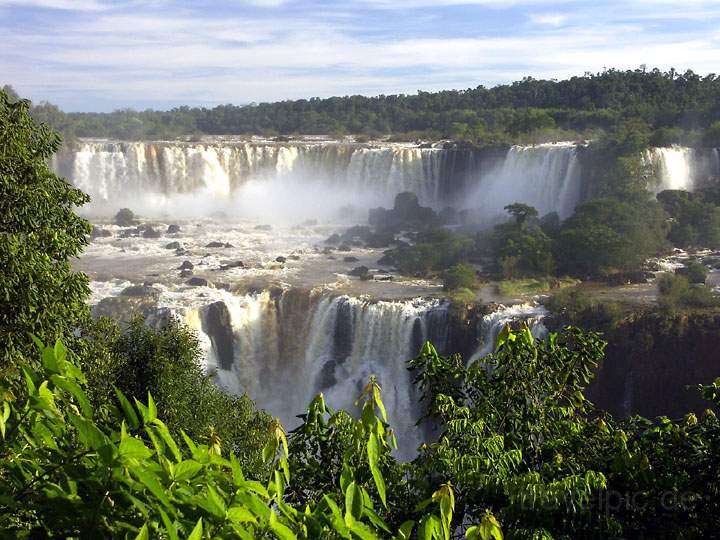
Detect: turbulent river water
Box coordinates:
(58, 137, 720, 456)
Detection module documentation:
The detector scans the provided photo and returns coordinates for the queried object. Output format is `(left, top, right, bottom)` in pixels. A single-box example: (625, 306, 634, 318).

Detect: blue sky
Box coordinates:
(2, 0, 720, 112)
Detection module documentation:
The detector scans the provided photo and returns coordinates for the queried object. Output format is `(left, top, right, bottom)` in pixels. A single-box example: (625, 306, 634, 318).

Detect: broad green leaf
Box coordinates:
(345, 481, 364, 522)
(350, 520, 381, 540)
(115, 387, 139, 430)
(132, 468, 171, 508)
(151, 419, 181, 462)
(68, 413, 110, 453)
(173, 459, 203, 481)
(269, 510, 297, 540)
(367, 433, 387, 507)
(119, 437, 152, 461)
(227, 506, 257, 524)
(134, 523, 149, 540)
(159, 509, 179, 540)
(188, 518, 203, 540)
(50, 375, 91, 418)
(147, 392, 157, 422)
(394, 521, 415, 540)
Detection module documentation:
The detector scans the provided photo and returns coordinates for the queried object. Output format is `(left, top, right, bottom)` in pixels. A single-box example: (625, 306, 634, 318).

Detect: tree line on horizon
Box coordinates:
(4, 67, 720, 146)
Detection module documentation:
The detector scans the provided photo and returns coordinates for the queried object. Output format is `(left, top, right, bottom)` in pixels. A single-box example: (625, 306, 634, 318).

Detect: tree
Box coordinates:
(557, 198, 669, 276)
(0, 88, 91, 370)
(503, 203, 538, 228)
(114, 207, 136, 227)
(443, 263, 479, 292)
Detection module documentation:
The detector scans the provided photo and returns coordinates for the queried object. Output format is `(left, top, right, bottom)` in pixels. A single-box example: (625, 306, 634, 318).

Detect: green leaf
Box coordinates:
(159, 509, 179, 540)
(151, 419, 181, 462)
(119, 437, 152, 461)
(147, 392, 157, 422)
(134, 523, 149, 540)
(418, 515, 441, 540)
(345, 481, 364, 522)
(68, 413, 110, 453)
(227, 506, 257, 524)
(173, 459, 203, 482)
(269, 510, 297, 540)
(53, 338, 67, 365)
(115, 387, 139, 430)
(394, 521, 415, 540)
(132, 468, 171, 508)
(41, 345, 59, 374)
(50, 375, 91, 418)
(349, 520, 381, 540)
(188, 518, 203, 540)
(367, 433, 387, 507)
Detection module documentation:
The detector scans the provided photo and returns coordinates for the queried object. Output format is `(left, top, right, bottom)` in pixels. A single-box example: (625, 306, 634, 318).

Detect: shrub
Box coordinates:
(677, 260, 708, 284)
(114, 207, 136, 227)
(443, 263, 479, 291)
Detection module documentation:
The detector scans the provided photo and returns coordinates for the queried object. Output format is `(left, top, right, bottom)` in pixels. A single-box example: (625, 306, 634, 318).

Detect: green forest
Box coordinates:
(5, 68, 720, 146)
(2, 83, 720, 539)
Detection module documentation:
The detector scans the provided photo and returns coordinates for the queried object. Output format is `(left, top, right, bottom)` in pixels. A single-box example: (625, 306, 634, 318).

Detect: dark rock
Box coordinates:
(348, 265, 370, 277)
(90, 226, 112, 239)
(344, 256, 359, 263)
(438, 206, 459, 225)
(275, 256, 287, 263)
(142, 227, 162, 239)
(365, 232, 395, 249)
(120, 284, 160, 297)
(179, 260, 194, 270)
(288, 254, 301, 260)
(120, 228, 139, 238)
(224, 242, 234, 248)
(180, 269, 193, 278)
(224, 260, 244, 268)
(373, 274, 393, 281)
(324, 233, 341, 244)
(327, 256, 336, 260)
(186, 277, 209, 287)
(337, 244, 352, 252)
(341, 225, 372, 243)
(368, 191, 437, 229)
(165, 241, 182, 250)
(205, 301, 235, 370)
(322, 247, 334, 255)
(166, 224, 181, 234)
(205, 241, 224, 248)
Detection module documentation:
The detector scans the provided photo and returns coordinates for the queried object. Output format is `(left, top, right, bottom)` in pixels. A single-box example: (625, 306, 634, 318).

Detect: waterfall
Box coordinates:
(57, 140, 448, 217)
(173, 288, 448, 457)
(644, 146, 720, 193)
(468, 302, 548, 363)
(466, 143, 583, 221)
(55, 139, 590, 222)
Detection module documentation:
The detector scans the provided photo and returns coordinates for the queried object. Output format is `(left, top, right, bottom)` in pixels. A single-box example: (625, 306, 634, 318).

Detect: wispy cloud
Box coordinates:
(3, 0, 720, 111)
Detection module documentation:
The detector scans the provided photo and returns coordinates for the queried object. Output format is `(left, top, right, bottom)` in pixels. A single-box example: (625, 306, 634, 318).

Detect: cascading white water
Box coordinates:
(60, 140, 447, 218)
(468, 302, 548, 363)
(644, 146, 720, 193)
(173, 288, 448, 457)
(56, 139, 592, 222)
(466, 142, 582, 221)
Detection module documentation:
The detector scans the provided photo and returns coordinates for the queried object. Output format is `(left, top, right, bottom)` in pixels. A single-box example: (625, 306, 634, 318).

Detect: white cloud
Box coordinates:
(529, 13, 566, 26)
(4, 0, 720, 110)
(0, 0, 108, 10)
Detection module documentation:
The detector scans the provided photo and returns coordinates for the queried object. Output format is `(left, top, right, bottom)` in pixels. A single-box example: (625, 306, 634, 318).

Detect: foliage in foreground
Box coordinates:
(0, 90, 91, 371)
(0, 339, 502, 539)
